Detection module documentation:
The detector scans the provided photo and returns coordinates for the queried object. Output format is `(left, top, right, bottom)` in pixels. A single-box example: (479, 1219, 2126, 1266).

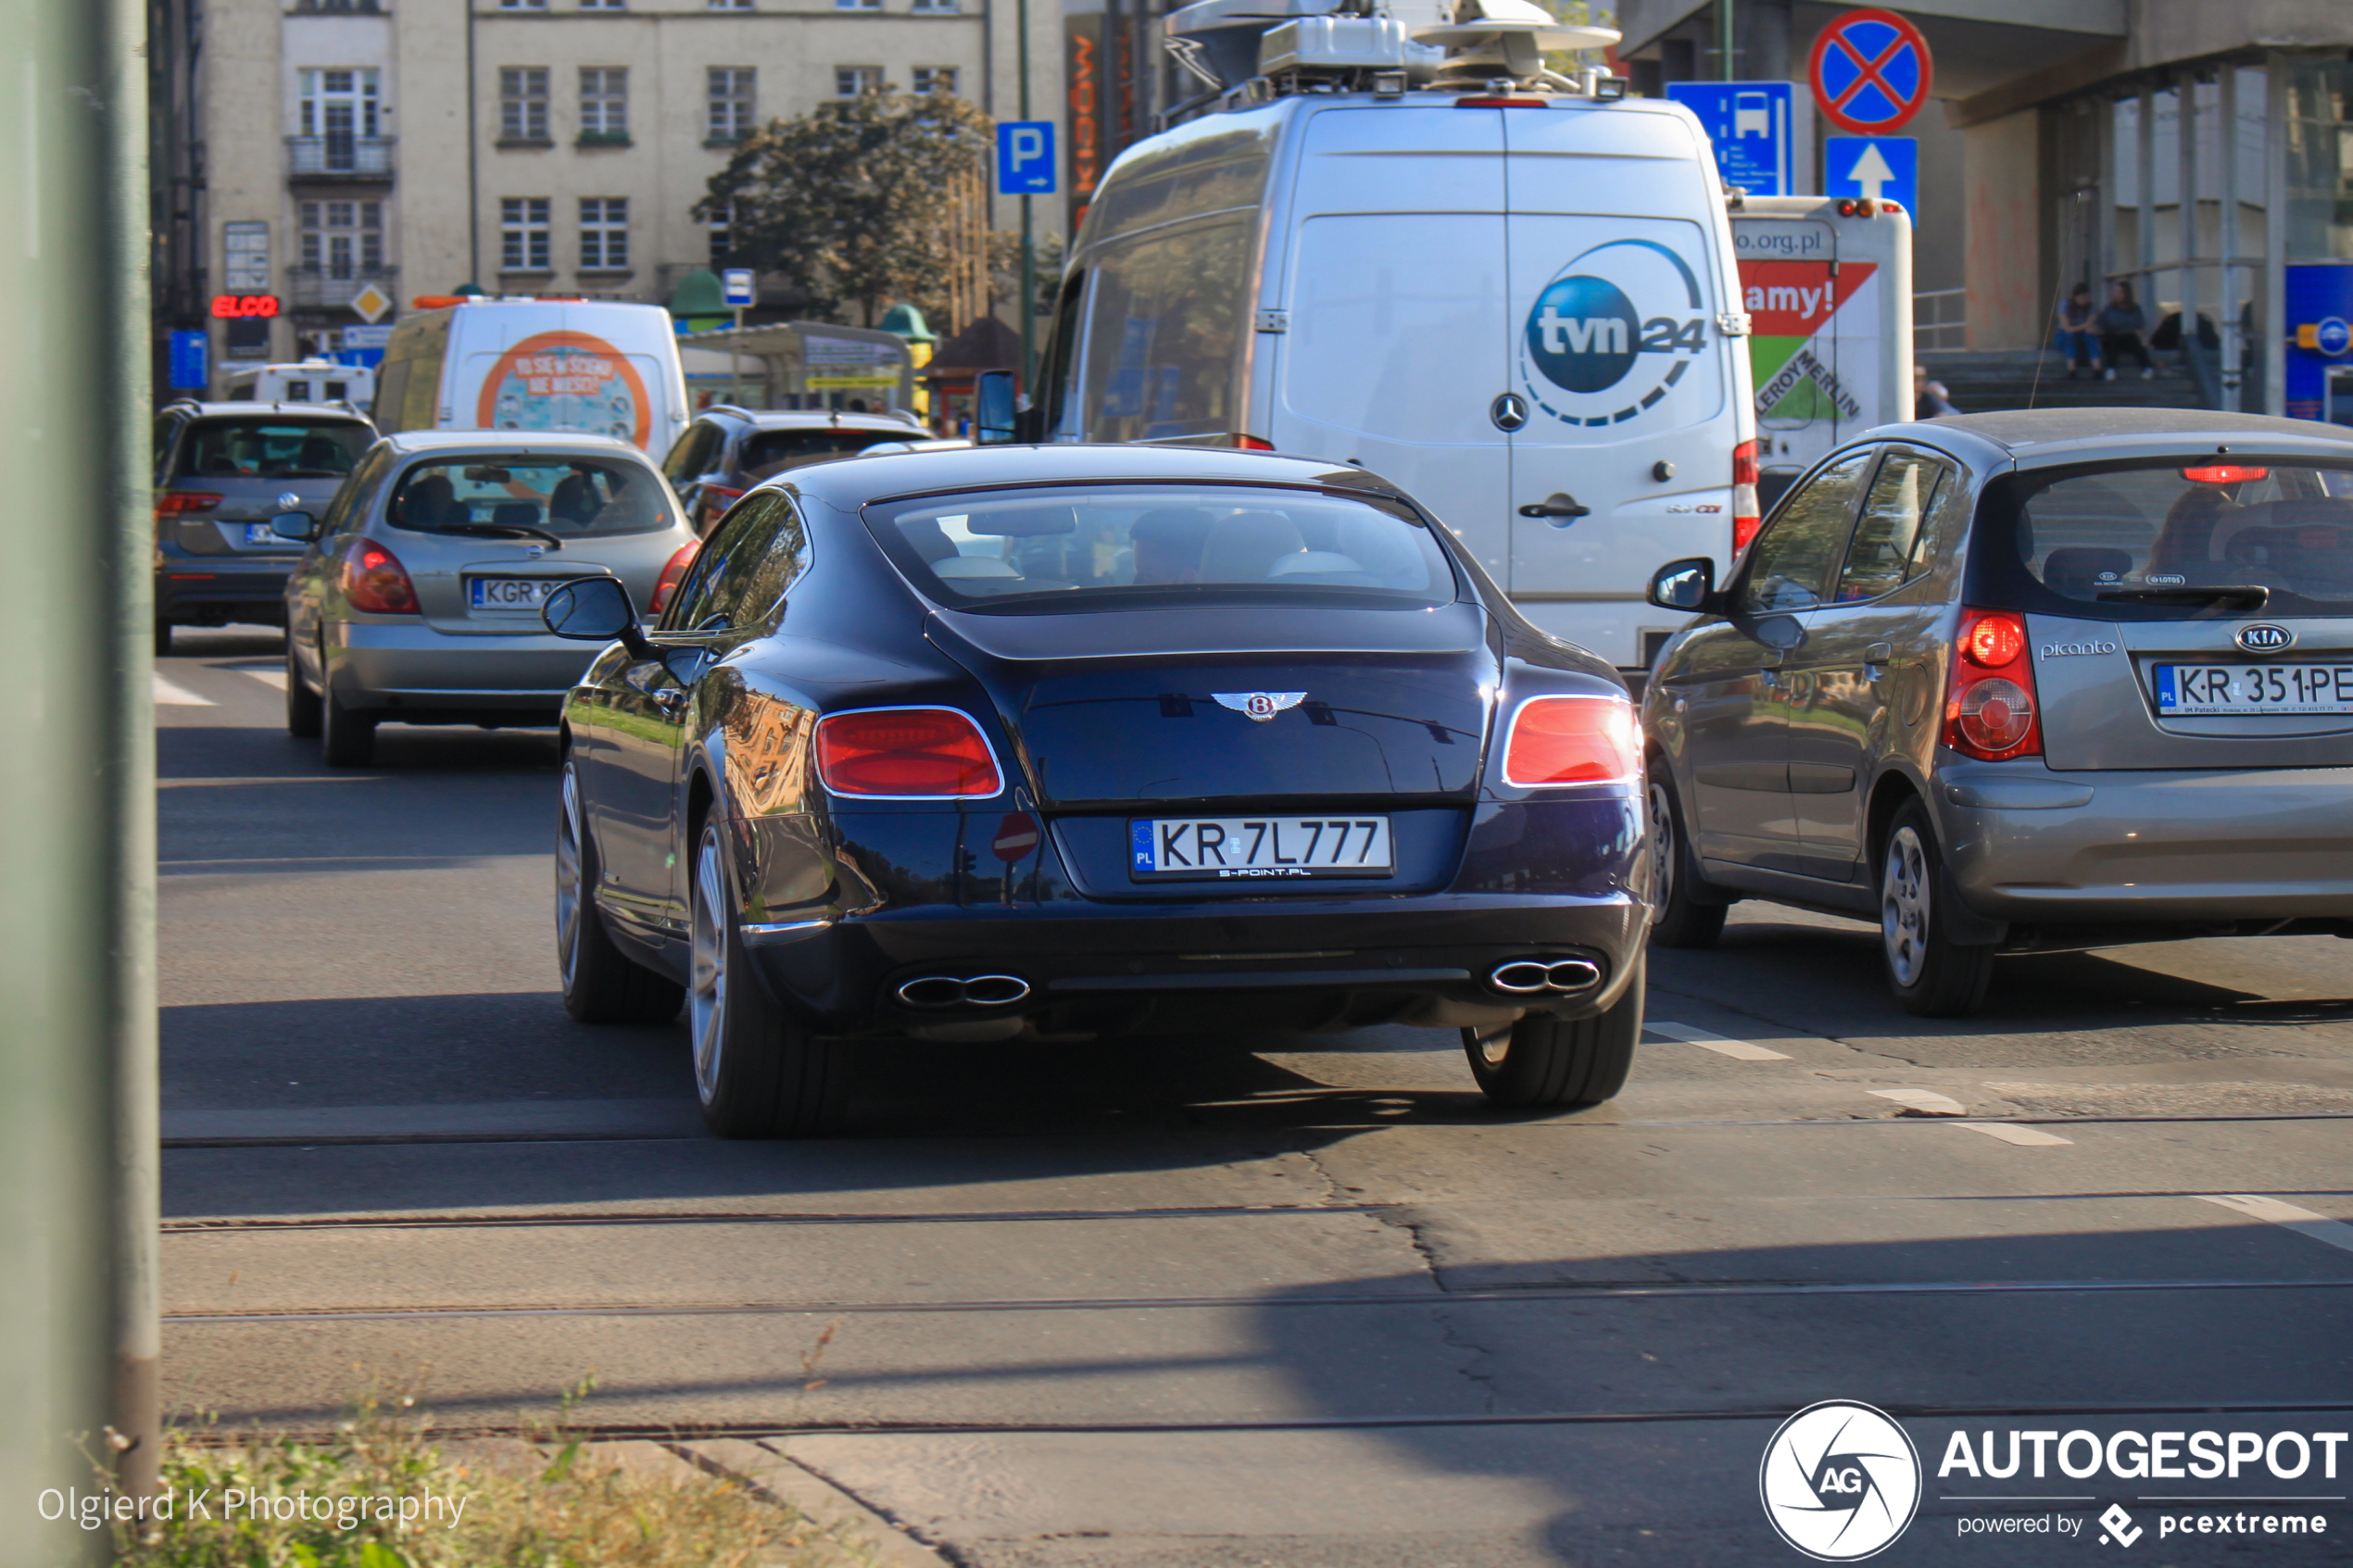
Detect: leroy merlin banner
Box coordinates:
(1730, 200, 1913, 482)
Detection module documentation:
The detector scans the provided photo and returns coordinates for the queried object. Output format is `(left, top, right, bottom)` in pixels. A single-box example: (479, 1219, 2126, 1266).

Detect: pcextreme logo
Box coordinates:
(1518, 238, 1711, 431)
(1759, 1400, 1922, 1561)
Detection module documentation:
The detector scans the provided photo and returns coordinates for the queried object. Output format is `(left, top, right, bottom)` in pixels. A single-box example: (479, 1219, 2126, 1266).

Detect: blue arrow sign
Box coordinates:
(1826, 135, 1919, 215)
(1666, 82, 1793, 197)
(997, 121, 1056, 196)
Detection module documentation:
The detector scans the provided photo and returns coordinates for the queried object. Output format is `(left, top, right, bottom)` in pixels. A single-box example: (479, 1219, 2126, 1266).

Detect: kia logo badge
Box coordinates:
(2235, 622, 2296, 654)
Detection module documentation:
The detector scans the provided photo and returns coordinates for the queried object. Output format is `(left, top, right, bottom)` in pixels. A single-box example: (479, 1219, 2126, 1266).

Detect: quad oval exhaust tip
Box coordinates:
(1489, 959, 1602, 996)
(896, 973, 1031, 1010)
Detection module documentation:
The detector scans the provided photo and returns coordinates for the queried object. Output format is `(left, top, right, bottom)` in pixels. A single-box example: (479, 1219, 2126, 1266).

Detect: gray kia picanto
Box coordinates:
(1640, 408, 2353, 1016)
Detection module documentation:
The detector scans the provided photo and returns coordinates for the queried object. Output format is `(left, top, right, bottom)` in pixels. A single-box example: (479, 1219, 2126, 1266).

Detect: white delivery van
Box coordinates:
(1730, 194, 1913, 512)
(371, 298, 689, 458)
(223, 358, 376, 412)
(1024, 0, 1756, 670)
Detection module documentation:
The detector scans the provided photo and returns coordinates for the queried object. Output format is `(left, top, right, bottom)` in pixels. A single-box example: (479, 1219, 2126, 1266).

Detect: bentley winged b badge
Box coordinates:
(1213, 692, 1307, 722)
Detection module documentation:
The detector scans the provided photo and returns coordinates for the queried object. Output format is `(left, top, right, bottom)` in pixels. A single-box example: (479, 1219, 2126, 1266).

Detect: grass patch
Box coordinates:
(113, 1383, 875, 1567)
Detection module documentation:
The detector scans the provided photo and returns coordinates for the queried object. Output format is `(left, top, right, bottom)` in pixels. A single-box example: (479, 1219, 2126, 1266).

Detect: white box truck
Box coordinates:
(372, 297, 690, 457)
(1014, 0, 1758, 671)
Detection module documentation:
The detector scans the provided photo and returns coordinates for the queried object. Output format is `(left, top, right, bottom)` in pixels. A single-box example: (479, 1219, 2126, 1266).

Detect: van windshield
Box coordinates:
(178, 420, 370, 480)
(2008, 461, 2353, 616)
(386, 457, 673, 540)
(865, 484, 1457, 614)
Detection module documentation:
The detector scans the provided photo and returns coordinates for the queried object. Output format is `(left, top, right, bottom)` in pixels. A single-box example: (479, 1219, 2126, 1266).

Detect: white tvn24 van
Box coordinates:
(1021, 0, 1756, 670)
(372, 298, 690, 458)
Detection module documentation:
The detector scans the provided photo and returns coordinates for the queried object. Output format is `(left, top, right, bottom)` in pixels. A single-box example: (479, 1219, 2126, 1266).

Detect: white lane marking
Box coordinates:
(153, 672, 214, 706)
(1954, 1122, 2073, 1147)
(1644, 1022, 1791, 1060)
(1869, 1087, 1969, 1116)
(236, 666, 286, 690)
(2196, 1194, 2353, 1256)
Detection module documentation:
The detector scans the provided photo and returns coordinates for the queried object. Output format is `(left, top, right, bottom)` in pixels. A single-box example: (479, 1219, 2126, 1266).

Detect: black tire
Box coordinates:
(321, 686, 376, 768)
(557, 755, 683, 1025)
(1879, 799, 1996, 1017)
(1465, 953, 1644, 1108)
(1645, 771, 1729, 948)
(153, 621, 173, 659)
(284, 640, 323, 738)
(687, 819, 849, 1137)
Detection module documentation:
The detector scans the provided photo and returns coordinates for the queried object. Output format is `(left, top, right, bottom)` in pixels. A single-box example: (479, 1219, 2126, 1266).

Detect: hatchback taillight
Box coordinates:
(156, 491, 223, 520)
(1944, 608, 2040, 760)
(1501, 695, 1641, 787)
(1230, 433, 1276, 451)
(649, 541, 699, 615)
(1730, 440, 1762, 556)
(339, 537, 419, 614)
(814, 707, 1003, 797)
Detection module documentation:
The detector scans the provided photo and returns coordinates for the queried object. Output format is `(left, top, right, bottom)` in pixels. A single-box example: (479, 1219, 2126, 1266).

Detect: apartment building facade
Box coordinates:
(165, 0, 1061, 384)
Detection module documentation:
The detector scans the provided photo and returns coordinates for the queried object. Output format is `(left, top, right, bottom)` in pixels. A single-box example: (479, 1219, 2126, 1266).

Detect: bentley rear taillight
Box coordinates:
(815, 707, 1003, 797)
(1501, 695, 1641, 787)
(339, 537, 419, 614)
(1944, 608, 2040, 760)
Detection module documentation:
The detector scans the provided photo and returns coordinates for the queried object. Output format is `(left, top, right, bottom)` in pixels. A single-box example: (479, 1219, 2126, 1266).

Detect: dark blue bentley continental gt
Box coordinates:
(544, 445, 1650, 1135)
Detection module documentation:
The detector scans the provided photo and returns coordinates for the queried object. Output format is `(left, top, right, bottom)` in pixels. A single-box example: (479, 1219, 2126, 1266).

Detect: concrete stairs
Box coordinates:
(1917, 348, 2208, 415)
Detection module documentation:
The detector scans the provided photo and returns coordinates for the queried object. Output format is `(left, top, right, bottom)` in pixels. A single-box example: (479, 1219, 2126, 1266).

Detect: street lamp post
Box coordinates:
(1018, 0, 1036, 386)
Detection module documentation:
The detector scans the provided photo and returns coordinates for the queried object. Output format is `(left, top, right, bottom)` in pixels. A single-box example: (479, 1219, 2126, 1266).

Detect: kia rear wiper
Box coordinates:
(2095, 583, 2268, 609)
(422, 522, 564, 549)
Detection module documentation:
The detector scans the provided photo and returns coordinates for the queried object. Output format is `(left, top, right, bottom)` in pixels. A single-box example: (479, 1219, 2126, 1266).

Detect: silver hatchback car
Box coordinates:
(278, 431, 698, 766)
(1640, 408, 2353, 1015)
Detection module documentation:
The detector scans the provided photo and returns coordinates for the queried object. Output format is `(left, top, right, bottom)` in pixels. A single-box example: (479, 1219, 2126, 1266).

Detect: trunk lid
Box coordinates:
(2032, 611, 2353, 770)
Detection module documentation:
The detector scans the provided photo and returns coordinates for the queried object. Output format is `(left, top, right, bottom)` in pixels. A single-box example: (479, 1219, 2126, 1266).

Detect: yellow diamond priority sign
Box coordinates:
(348, 282, 392, 324)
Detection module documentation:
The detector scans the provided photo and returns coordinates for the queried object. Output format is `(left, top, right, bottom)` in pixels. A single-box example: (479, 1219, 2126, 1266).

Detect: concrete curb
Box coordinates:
(678, 1436, 960, 1568)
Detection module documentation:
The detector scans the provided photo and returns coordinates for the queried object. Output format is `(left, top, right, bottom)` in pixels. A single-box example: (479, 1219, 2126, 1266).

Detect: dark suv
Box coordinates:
(153, 400, 375, 654)
(660, 405, 927, 534)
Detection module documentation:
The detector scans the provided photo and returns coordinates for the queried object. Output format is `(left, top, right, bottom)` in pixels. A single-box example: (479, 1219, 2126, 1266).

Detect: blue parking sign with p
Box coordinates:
(997, 121, 1056, 195)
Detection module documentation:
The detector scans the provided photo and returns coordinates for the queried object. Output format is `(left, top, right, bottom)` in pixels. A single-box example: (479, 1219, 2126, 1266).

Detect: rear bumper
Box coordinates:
(156, 553, 294, 624)
(330, 621, 601, 718)
(1934, 759, 2353, 923)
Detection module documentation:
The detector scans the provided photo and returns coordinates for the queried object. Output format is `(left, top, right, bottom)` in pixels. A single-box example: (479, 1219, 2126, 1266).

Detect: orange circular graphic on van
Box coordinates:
(475, 331, 651, 449)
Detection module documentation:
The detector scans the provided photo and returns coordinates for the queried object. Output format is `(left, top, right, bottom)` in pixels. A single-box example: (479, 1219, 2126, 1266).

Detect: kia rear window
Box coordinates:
(739, 428, 909, 477)
(178, 420, 370, 480)
(385, 457, 673, 540)
(866, 484, 1458, 614)
(2007, 461, 2353, 617)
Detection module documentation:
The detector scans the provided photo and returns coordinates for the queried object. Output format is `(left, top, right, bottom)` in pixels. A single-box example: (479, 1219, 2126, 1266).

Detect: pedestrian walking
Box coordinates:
(2098, 282, 2155, 380)
(2057, 283, 2101, 378)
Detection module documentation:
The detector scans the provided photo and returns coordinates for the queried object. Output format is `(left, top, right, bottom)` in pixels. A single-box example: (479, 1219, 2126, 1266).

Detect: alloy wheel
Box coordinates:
(1646, 781, 1676, 921)
(556, 764, 585, 986)
(1881, 824, 1931, 987)
(689, 831, 729, 1101)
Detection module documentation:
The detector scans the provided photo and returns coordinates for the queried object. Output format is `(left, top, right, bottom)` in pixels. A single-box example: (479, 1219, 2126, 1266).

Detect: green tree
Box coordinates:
(699, 90, 992, 328)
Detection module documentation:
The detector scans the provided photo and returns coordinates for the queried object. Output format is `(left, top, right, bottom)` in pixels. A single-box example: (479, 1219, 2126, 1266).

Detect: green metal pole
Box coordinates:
(1719, 0, 1735, 81)
(0, 0, 145, 1556)
(1017, 0, 1036, 387)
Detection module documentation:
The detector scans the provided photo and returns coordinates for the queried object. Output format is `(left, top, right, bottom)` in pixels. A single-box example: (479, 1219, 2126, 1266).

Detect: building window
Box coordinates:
(579, 67, 627, 138)
(911, 66, 958, 94)
(500, 68, 550, 142)
(707, 67, 755, 142)
(300, 200, 384, 278)
(708, 0, 753, 8)
(501, 197, 551, 270)
(580, 197, 629, 270)
(499, 0, 547, 9)
(911, 0, 961, 13)
(297, 69, 381, 144)
(707, 200, 737, 265)
(222, 220, 270, 292)
(836, 66, 885, 97)
(581, 0, 625, 7)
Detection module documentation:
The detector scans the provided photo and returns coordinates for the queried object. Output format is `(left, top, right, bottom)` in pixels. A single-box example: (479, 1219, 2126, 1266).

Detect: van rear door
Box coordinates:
(1501, 106, 1744, 668)
(1269, 107, 1513, 586)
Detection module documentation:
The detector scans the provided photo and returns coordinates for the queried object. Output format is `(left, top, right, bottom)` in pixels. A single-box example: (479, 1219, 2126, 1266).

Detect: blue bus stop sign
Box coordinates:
(169, 329, 208, 392)
(1666, 82, 1793, 197)
(997, 121, 1056, 195)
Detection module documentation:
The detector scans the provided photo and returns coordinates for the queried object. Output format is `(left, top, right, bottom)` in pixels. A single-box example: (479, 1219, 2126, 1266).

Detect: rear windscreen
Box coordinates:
(386, 457, 673, 539)
(865, 483, 1458, 614)
(2009, 461, 2353, 616)
(178, 420, 371, 480)
(739, 428, 909, 477)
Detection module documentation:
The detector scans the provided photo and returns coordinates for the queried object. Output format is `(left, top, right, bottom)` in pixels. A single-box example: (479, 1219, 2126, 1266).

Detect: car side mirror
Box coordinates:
(542, 576, 657, 659)
(974, 370, 1018, 445)
(1646, 557, 1721, 615)
(270, 510, 320, 543)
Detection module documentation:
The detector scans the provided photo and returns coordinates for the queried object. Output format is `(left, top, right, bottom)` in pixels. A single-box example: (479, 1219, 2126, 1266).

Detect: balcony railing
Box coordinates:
(286, 134, 395, 179)
(286, 266, 397, 310)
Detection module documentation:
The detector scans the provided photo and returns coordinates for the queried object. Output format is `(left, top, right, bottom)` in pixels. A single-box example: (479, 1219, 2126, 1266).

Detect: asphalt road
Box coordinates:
(159, 628, 2353, 1567)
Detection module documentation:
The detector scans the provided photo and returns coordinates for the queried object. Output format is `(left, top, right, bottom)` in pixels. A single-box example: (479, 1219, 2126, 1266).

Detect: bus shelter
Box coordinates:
(676, 321, 916, 415)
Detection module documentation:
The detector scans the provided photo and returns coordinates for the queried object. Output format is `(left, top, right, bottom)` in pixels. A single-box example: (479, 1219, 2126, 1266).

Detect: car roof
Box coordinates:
(380, 429, 657, 461)
(1862, 408, 2353, 469)
(779, 442, 1412, 509)
(174, 401, 371, 420)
